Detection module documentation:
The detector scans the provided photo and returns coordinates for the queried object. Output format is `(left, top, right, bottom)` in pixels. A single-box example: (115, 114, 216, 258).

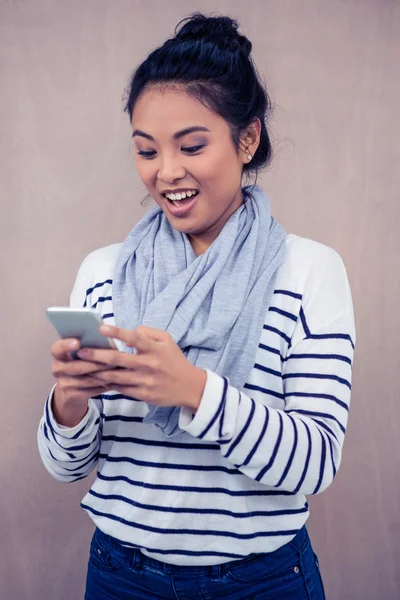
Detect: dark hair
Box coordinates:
(123, 13, 274, 180)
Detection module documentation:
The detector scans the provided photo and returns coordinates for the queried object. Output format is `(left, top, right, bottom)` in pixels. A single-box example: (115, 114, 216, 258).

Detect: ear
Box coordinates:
(239, 118, 262, 164)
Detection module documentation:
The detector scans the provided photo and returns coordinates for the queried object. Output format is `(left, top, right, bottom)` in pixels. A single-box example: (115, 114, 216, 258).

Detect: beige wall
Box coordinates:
(1, 0, 399, 598)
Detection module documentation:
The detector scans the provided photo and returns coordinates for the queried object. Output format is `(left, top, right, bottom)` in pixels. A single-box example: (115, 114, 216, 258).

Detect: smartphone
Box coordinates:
(46, 307, 118, 350)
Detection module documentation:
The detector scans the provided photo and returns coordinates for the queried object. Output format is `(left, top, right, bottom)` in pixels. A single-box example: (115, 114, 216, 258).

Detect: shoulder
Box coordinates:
(276, 234, 353, 333)
(69, 243, 122, 308)
(77, 243, 122, 278)
(284, 233, 345, 272)
(279, 233, 348, 289)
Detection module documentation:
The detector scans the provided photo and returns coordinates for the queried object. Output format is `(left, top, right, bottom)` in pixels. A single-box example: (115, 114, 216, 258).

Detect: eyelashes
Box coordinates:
(137, 145, 205, 159)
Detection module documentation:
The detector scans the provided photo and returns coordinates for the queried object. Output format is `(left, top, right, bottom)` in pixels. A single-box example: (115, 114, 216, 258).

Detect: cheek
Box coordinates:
(135, 159, 157, 186)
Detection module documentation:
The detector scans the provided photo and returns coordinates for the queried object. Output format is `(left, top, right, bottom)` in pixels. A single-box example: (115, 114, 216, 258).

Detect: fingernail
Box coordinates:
(69, 340, 79, 349)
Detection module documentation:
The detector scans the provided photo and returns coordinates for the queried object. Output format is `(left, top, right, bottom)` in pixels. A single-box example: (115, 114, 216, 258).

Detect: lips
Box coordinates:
(162, 192, 200, 217)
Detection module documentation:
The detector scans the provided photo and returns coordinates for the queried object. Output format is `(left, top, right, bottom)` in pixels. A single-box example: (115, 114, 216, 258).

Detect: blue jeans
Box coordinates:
(85, 526, 326, 599)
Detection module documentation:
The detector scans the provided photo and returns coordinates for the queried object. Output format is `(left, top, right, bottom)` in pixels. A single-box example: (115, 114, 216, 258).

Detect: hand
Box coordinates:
(76, 325, 207, 412)
(50, 337, 109, 426)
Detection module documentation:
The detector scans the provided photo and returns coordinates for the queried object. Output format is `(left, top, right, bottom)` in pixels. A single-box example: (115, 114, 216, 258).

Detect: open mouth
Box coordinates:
(162, 190, 199, 206)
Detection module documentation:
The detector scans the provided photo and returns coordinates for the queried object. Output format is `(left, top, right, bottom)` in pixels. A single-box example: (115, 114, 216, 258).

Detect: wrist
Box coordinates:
(52, 386, 89, 428)
(183, 367, 207, 413)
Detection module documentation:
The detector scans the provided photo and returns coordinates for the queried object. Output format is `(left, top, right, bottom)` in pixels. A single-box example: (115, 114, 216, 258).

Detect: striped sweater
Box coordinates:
(38, 233, 355, 566)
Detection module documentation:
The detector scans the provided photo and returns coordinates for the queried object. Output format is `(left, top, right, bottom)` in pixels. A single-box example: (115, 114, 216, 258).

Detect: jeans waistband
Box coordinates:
(93, 525, 308, 575)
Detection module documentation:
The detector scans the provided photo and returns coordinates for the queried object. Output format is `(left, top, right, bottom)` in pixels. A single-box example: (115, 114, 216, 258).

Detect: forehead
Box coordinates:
(131, 85, 227, 135)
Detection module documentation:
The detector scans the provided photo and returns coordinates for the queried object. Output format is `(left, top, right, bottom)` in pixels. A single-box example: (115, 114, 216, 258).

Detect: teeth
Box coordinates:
(165, 190, 198, 201)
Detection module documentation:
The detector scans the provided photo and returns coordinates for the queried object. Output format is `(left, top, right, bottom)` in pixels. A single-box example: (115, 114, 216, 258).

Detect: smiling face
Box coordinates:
(131, 85, 259, 255)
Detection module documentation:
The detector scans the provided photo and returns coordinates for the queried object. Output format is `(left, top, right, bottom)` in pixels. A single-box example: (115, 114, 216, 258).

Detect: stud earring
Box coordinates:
(247, 154, 252, 161)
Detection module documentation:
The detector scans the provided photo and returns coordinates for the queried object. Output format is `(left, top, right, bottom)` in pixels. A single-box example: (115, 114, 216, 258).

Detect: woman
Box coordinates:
(38, 13, 355, 600)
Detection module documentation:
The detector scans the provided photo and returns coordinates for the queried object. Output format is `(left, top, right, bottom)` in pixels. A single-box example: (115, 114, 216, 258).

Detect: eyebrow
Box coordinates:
(131, 126, 211, 141)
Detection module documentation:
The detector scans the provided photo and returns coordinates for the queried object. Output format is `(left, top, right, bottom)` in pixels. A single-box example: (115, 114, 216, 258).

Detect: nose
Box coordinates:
(157, 154, 186, 184)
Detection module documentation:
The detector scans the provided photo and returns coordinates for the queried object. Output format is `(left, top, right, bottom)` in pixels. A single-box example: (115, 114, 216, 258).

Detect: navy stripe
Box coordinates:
(275, 414, 298, 487)
(258, 343, 283, 360)
(287, 409, 346, 435)
(284, 391, 348, 411)
(96, 472, 294, 497)
(101, 393, 141, 402)
(283, 372, 351, 390)
(313, 429, 327, 494)
(98, 454, 241, 475)
(102, 312, 115, 320)
(88, 489, 308, 519)
(263, 325, 291, 345)
(240, 407, 270, 467)
(311, 419, 339, 443)
(285, 352, 352, 365)
(48, 445, 97, 466)
(256, 411, 284, 481)
(80, 503, 298, 540)
(43, 422, 50, 441)
(224, 396, 256, 459)
(118, 543, 244, 559)
(199, 377, 228, 439)
(274, 289, 302, 300)
(66, 446, 99, 464)
(101, 435, 219, 451)
(309, 332, 355, 349)
(327, 435, 337, 478)
(244, 383, 284, 400)
(218, 378, 229, 439)
(293, 420, 312, 494)
(254, 363, 281, 378)
(59, 451, 99, 473)
(70, 416, 99, 440)
(91, 296, 112, 309)
(48, 448, 57, 461)
(45, 401, 87, 452)
(101, 414, 143, 424)
(45, 399, 97, 451)
(299, 307, 311, 336)
(269, 307, 298, 322)
(86, 280, 113, 297)
(300, 307, 355, 348)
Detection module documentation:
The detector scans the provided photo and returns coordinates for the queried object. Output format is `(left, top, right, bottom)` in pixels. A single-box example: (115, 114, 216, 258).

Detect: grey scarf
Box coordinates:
(112, 184, 286, 437)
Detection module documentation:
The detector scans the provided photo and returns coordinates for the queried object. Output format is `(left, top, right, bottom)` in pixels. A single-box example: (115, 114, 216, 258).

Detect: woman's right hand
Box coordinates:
(51, 338, 108, 427)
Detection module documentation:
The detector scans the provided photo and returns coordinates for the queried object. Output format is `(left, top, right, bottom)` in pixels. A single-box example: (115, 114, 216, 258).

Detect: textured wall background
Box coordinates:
(1, 0, 399, 598)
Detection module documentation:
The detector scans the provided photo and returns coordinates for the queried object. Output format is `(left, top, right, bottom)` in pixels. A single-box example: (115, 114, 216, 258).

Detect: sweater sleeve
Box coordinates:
(37, 254, 103, 482)
(180, 246, 355, 496)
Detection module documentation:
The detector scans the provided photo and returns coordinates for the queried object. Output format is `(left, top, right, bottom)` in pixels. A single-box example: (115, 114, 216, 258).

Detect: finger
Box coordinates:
(99, 325, 154, 353)
(76, 348, 134, 368)
(52, 358, 112, 378)
(136, 325, 169, 342)
(61, 374, 109, 389)
(51, 338, 81, 361)
(92, 368, 143, 387)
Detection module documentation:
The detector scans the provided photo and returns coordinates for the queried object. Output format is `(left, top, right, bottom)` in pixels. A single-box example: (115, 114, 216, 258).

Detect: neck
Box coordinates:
(188, 188, 245, 256)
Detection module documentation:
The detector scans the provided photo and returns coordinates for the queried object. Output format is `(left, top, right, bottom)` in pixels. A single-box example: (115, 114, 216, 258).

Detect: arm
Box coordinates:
(180, 248, 355, 495)
(37, 387, 102, 482)
(37, 253, 104, 482)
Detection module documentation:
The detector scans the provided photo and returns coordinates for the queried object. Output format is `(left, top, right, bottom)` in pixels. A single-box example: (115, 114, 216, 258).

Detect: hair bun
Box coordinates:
(175, 13, 252, 58)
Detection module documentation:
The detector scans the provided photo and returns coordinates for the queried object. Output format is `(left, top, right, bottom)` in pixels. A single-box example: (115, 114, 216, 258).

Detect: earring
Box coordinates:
(247, 154, 252, 162)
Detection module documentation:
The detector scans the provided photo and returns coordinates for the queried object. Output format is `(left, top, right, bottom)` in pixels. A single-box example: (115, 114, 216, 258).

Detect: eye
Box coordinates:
(137, 150, 156, 158)
(182, 145, 205, 154)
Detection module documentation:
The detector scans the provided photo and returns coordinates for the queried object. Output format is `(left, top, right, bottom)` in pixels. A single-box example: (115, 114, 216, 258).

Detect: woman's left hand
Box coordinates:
(76, 324, 206, 412)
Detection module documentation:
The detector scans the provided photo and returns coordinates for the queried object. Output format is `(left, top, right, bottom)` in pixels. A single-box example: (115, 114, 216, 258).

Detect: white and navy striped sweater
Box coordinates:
(38, 233, 355, 566)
